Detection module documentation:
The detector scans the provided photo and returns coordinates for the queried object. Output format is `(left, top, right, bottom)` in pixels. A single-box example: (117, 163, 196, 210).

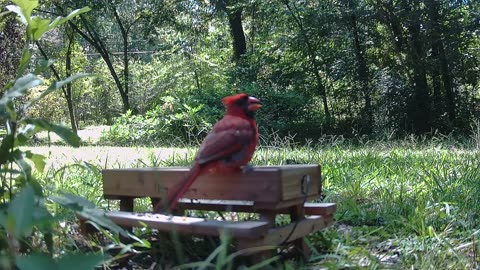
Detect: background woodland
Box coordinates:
(1, 0, 478, 145)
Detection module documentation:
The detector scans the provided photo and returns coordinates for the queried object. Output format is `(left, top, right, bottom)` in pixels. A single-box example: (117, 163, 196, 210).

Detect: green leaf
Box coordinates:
(34, 59, 55, 75)
(32, 205, 54, 232)
(5, 5, 28, 25)
(0, 10, 13, 19)
(0, 103, 7, 119)
(57, 253, 104, 270)
(81, 208, 129, 237)
(0, 134, 14, 164)
(1, 101, 17, 120)
(8, 3, 89, 42)
(29, 16, 51, 41)
(48, 7, 91, 30)
(49, 124, 80, 147)
(8, 185, 35, 238)
(28, 178, 44, 197)
(17, 124, 36, 145)
(29, 73, 91, 106)
(25, 151, 46, 172)
(0, 73, 42, 105)
(12, 149, 32, 179)
(17, 49, 32, 77)
(23, 119, 80, 147)
(50, 193, 129, 237)
(16, 253, 57, 270)
(0, 211, 7, 228)
(13, 0, 38, 23)
(44, 233, 54, 254)
(50, 192, 95, 210)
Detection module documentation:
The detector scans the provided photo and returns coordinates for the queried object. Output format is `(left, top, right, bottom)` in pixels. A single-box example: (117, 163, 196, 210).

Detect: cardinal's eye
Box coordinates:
(235, 96, 249, 106)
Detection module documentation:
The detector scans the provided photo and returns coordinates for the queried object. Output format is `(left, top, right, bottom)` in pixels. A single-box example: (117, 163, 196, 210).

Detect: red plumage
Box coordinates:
(154, 93, 262, 212)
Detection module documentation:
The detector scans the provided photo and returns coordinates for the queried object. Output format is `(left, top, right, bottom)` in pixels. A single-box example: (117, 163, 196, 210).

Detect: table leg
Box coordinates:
(119, 197, 134, 243)
(288, 204, 310, 260)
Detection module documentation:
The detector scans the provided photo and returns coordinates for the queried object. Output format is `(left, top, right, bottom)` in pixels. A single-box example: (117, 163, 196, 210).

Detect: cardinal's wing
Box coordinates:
(195, 116, 255, 165)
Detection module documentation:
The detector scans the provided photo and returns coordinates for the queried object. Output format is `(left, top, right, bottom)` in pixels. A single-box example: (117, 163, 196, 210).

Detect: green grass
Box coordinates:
(28, 139, 480, 269)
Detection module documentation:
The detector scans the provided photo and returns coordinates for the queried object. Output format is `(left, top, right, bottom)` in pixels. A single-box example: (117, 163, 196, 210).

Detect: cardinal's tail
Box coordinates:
(154, 164, 202, 213)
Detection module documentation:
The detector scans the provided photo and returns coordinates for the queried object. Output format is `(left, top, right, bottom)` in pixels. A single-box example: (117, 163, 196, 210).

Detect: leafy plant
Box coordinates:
(0, 1, 135, 269)
(100, 95, 214, 146)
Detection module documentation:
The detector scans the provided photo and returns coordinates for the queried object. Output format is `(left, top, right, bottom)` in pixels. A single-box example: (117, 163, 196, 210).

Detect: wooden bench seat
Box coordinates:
(105, 211, 270, 239)
(101, 202, 336, 239)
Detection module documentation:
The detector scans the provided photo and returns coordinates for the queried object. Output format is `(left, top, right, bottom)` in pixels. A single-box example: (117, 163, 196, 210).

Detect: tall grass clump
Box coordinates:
(471, 120, 480, 150)
(249, 134, 480, 268)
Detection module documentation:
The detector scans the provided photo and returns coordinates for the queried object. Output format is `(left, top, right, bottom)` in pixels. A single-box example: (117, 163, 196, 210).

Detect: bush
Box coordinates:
(242, 84, 322, 141)
(100, 95, 215, 146)
(100, 83, 321, 146)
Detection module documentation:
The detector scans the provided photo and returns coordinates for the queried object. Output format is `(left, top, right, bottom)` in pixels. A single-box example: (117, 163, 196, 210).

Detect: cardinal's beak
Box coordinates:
(248, 96, 262, 111)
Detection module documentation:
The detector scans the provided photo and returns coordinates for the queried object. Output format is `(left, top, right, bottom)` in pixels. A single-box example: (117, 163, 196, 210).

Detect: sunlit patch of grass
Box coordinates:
(29, 136, 480, 269)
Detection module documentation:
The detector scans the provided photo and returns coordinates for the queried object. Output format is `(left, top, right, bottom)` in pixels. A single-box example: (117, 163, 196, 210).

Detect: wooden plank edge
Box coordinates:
(237, 215, 330, 250)
(100, 198, 336, 216)
(105, 211, 269, 239)
(174, 200, 336, 216)
(102, 165, 320, 173)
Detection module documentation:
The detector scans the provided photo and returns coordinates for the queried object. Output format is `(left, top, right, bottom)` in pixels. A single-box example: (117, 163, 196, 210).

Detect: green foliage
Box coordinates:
(242, 84, 321, 140)
(16, 253, 104, 270)
(6, 1, 90, 42)
(2, 0, 478, 138)
(100, 95, 214, 146)
(100, 84, 319, 146)
(0, 1, 135, 269)
(254, 139, 480, 268)
(29, 136, 480, 269)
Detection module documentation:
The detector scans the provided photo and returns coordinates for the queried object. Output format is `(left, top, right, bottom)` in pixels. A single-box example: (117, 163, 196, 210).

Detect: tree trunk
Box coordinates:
(214, 0, 247, 62)
(376, 0, 405, 53)
(35, 38, 78, 134)
(404, 1, 431, 134)
(376, 0, 431, 133)
(284, 0, 331, 128)
(349, 6, 373, 134)
(227, 8, 247, 61)
(430, 40, 443, 124)
(113, 8, 131, 113)
(65, 29, 78, 134)
(61, 6, 131, 112)
(425, 0, 455, 124)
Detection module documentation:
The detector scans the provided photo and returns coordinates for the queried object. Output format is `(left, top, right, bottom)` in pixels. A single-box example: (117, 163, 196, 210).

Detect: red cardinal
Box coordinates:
(154, 93, 262, 212)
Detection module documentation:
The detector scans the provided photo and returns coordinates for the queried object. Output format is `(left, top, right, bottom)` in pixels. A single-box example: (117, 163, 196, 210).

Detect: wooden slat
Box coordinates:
(175, 200, 336, 216)
(102, 165, 321, 204)
(303, 203, 336, 216)
(105, 211, 269, 239)
(253, 196, 320, 210)
(103, 167, 281, 203)
(237, 215, 334, 250)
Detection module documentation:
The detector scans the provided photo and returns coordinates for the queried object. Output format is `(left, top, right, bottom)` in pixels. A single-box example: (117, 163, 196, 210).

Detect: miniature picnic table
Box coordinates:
(89, 164, 335, 262)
